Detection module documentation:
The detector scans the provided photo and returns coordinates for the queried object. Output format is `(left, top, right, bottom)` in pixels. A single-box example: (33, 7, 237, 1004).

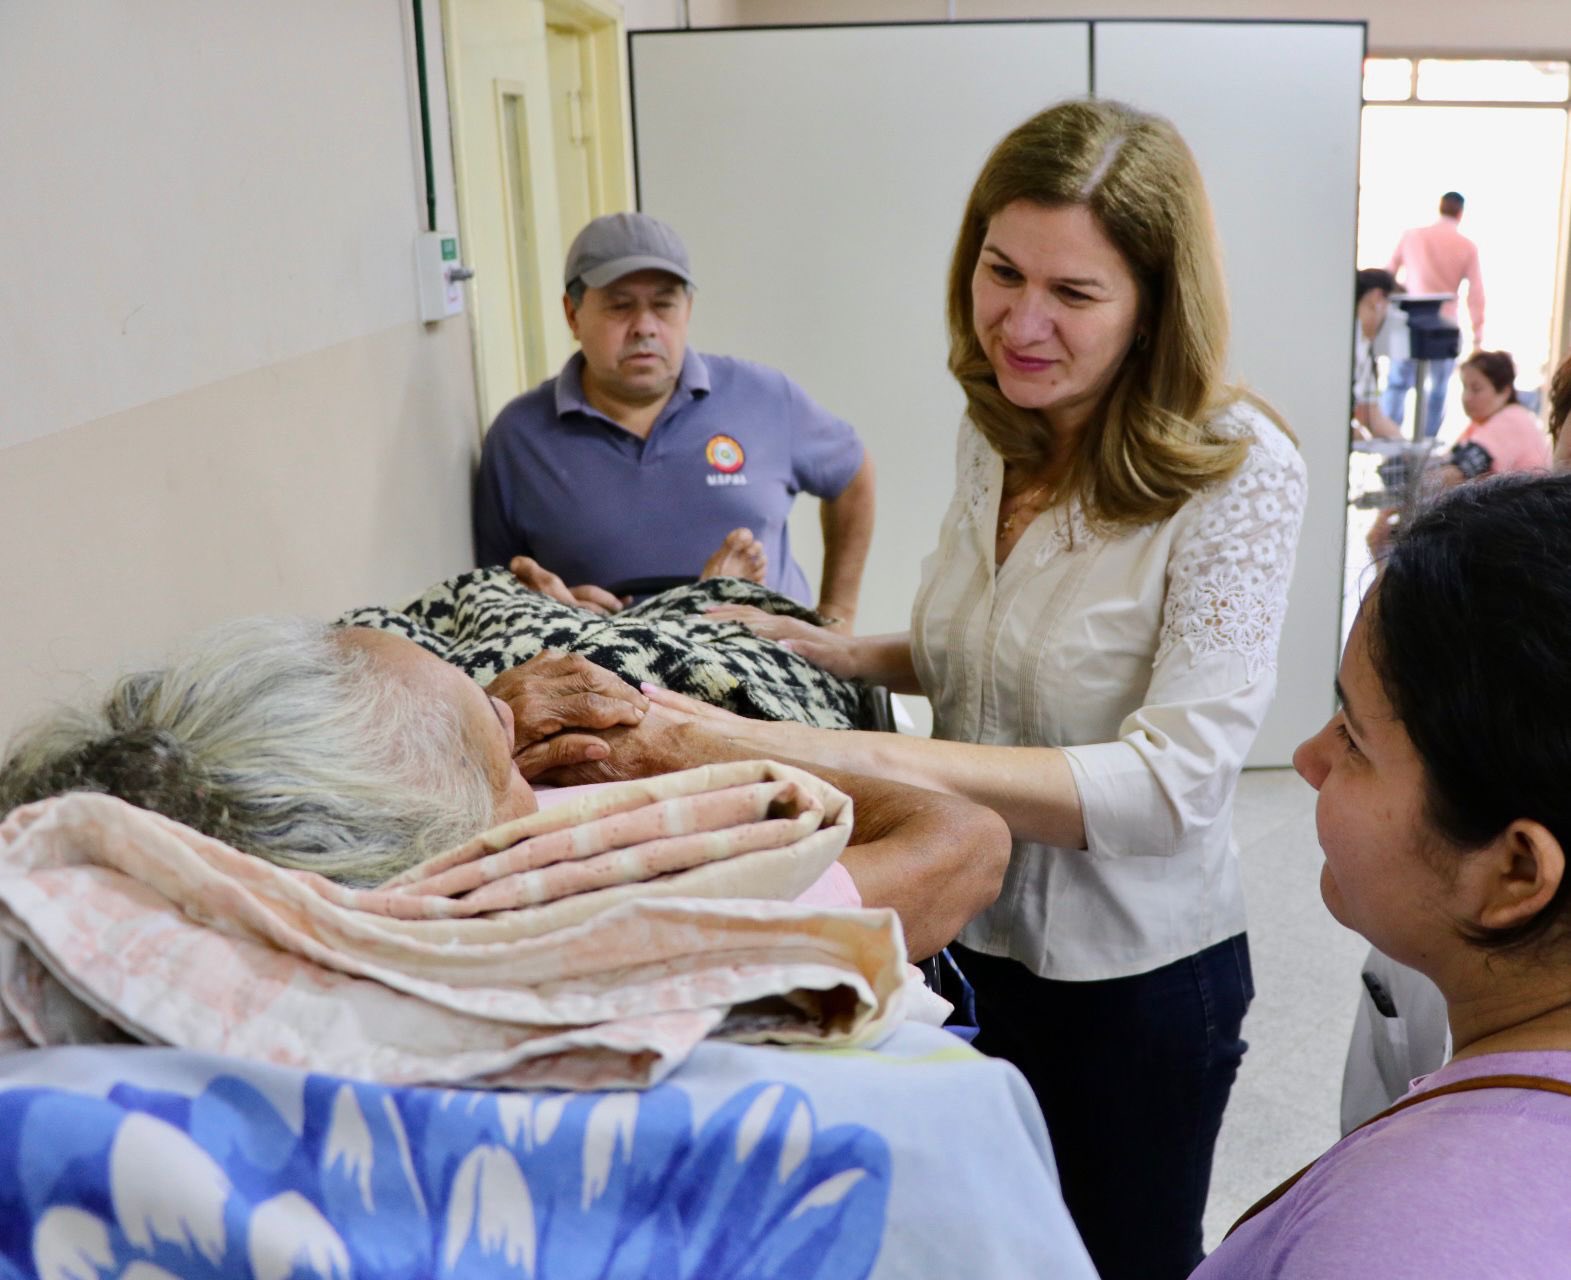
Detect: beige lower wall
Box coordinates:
(0, 321, 481, 740)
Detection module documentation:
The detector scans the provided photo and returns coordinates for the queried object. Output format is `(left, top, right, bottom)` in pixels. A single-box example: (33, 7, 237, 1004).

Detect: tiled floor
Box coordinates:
(1201, 767, 1369, 1250)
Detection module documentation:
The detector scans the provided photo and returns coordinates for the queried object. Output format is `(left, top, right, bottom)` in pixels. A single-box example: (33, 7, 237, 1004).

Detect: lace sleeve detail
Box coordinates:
(1155, 404, 1307, 682)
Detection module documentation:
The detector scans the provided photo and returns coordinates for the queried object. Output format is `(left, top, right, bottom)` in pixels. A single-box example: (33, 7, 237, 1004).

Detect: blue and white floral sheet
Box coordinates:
(0, 1023, 1094, 1279)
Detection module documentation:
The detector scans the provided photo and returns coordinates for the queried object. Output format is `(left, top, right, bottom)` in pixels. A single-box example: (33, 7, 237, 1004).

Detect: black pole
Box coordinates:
(412, 0, 438, 231)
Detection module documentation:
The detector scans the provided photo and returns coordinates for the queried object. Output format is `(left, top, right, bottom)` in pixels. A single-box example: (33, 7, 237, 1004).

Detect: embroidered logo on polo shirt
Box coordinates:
(704, 434, 748, 486)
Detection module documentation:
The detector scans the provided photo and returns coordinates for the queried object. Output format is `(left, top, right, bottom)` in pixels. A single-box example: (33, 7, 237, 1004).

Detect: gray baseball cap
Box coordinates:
(564, 212, 695, 291)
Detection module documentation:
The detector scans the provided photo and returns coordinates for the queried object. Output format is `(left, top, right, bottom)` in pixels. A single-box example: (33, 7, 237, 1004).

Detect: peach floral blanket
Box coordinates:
(0, 761, 914, 1089)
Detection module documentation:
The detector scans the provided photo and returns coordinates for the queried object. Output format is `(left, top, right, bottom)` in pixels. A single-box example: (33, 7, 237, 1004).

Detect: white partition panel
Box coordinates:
(631, 20, 1360, 764)
(0, 0, 426, 449)
(631, 22, 1091, 652)
(1095, 21, 1363, 764)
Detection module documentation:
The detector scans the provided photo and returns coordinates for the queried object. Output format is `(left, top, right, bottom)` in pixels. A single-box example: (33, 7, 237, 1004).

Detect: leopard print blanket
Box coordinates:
(338, 570, 869, 730)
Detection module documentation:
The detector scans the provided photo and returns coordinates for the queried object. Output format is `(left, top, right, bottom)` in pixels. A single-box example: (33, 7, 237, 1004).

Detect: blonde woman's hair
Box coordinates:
(0, 618, 496, 887)
(946, 98, 1270, 527)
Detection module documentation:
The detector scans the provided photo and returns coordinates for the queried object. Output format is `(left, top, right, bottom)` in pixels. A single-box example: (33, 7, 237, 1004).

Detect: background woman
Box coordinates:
(1367, 347, 1548, 560)
(1441, 349, 1550, 482)
(629, 99, 1306, 1279)
(1198, 472, 1571, 1278)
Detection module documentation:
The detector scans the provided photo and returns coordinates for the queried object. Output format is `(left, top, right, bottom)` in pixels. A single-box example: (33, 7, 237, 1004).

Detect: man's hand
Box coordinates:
(484, 652, 648, 779)
(507, 556, 626, 616)
(698, 527, 767, 584)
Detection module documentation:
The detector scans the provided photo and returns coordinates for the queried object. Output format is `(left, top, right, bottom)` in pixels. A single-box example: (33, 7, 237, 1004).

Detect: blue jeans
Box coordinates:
(1383, 356, 1454, 438)
(953, 935, 1253, 1280)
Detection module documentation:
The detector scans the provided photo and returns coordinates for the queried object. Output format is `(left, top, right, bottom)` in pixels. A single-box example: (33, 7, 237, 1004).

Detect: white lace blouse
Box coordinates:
(911, 401, 1307, 981)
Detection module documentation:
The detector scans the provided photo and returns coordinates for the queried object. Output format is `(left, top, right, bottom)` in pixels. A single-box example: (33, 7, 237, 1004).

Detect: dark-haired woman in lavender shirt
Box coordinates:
(1197, 471, 1571, 1278)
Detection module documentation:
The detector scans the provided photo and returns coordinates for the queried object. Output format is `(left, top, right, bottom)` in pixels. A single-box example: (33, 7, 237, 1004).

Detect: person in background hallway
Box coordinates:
(596, 100, 1307, 1280)
(1440, 350, 1549, 483)
(473, 212, 876, 630)
(1352, 268, 1402, 441)
(1196, 473, 1571, 1280)
(1383, 191, 1485, 437)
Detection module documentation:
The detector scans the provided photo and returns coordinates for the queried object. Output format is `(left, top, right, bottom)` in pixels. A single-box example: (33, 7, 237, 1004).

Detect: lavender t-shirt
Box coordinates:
(474, 351, 864, 606)
(1196, 1050, 1571, 1278)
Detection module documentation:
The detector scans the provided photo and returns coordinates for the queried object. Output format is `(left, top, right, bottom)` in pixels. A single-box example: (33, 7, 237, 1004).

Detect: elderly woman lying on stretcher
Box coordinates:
(0, 616, 1008, 961)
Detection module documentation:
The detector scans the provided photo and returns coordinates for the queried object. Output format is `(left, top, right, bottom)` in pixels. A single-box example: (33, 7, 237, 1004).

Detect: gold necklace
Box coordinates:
(999, 479, 1052, 536)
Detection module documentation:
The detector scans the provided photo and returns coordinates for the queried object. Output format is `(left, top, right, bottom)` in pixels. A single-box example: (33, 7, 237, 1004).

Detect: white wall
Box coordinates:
(0, 2, 480, 738)
(720, 0, 1571, 56)
(623, 0, 685, 28)
(3, 3, 428, 450)
(623, 0, 740, 30)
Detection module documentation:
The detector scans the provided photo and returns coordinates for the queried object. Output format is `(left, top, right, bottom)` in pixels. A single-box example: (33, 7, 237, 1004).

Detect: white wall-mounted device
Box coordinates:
(415, 231, 474, 322)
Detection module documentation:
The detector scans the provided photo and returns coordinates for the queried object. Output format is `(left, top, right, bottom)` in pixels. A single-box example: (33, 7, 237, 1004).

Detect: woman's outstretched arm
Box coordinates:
(640, 692, 1088, 851)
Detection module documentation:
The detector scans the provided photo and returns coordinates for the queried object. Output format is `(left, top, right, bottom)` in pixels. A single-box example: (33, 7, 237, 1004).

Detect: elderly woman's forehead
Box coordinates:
(337, 627, 455, 687)
(338, 625, 411, 656)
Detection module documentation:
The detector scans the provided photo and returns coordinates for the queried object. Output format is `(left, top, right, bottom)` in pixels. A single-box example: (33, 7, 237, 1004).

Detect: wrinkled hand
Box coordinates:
(525, 701, 703, 787)
(507, 556, 625, 615)
(485, 652, 647, 779)
(702, 604, 862, 679)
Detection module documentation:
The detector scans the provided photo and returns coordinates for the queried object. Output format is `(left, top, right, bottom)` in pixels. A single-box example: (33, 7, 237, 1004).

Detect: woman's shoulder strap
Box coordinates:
(1226, 1073, 1571, 1240)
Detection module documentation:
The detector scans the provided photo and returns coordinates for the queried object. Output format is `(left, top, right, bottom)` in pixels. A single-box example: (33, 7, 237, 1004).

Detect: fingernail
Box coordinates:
(640, 681, 660, 694)
(780, 640, 797, 652)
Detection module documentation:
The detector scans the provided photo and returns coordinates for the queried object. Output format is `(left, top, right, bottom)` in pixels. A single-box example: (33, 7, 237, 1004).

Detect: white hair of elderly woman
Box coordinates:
(0, 617, 495, 886)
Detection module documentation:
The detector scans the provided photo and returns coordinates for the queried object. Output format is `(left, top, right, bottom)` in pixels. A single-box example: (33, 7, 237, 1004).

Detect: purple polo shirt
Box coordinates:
(473, 350, 863, 605)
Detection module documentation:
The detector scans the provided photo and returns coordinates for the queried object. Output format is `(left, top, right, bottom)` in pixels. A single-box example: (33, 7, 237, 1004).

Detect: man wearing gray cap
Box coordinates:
(474, 211, 875, 626)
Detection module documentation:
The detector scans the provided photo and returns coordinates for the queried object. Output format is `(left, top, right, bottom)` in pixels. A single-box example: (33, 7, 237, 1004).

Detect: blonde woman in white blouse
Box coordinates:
(637, 100, 1306, 1280)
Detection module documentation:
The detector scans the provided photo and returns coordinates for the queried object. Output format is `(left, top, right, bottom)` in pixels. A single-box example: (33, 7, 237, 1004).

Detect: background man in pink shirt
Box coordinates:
(1383, 191, 1486, 437)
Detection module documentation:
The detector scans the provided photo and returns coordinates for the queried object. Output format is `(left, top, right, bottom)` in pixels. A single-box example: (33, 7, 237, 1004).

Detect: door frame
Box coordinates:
(441, 0, 634, 434)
